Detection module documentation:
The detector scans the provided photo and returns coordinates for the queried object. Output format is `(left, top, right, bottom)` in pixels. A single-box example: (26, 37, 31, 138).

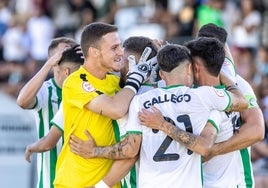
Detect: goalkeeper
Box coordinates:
(53, 22, 156, 188)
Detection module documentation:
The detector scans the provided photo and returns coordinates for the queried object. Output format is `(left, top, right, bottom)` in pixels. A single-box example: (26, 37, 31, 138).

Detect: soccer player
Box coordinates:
(17, 37, 79, 188)
(53, 22, 154, 188)
(196, 23, 264, 188)
(69, 42, 248, 188)
(24, 45, 84, 163)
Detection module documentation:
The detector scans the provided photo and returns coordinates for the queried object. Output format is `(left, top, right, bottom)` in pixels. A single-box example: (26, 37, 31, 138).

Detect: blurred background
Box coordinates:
(0, 0, 268, 187)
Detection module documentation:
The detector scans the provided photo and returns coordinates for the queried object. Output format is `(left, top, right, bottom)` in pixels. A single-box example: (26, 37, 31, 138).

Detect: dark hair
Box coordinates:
(184, 37, 225, 77)
(80, 22, 118, 57)
(157, 44, 191, 72)
(48, 37, 77, 57)
(119, 36, 159, 88)
(58, 45, 84, 66)
(123, 36, 158, 60)
(197, 23, 227, 44)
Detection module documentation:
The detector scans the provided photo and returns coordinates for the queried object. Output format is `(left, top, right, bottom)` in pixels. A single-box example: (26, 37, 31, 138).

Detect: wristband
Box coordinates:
(95, 180, 109, 188)
(124, 81, 140, 94)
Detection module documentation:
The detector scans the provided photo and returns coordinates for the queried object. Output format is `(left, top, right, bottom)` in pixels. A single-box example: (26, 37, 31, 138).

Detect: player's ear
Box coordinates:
(89, 47, 99, 57)
(159, 70, 164, 80)
(186, 62, 193, 75)
(192, 59, 200, 74)
(65, 67, 71, 76)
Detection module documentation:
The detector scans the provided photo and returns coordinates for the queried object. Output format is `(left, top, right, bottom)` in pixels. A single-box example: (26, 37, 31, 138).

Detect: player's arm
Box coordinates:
(17, 50, 64, 109)
(85, 47, 157, 119)
(25, 126, 62, 162)
(70, 130, 141, 159)
(210, 107, 264, 156)
(220, 73, 248, 112)
(205, 76, 265, 159)
(101, 157, 138, 187)
(69, 130, 139, 187)
(139, 106, 218, 156)
(86, 88, 136, 119)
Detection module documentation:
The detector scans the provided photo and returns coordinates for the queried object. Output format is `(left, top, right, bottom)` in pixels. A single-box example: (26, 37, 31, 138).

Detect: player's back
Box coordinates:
(127, 85, 230, 188)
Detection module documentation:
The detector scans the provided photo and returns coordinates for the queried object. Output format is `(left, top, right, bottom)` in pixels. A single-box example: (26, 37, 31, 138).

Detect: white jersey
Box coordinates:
(235, 75, 257, 188)
(203, 111, 241, 188)
(50, 103, 64, 153)
(203, 57, 256, 188)
(50, 103, 64, 133)
(118, 83, 157, 188)
(126, 85, 231, 188)
(32, 78, 62, 188)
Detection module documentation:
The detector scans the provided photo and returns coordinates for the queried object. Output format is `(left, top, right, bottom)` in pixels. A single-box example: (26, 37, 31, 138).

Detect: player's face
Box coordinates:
(97, 32, 123, 72)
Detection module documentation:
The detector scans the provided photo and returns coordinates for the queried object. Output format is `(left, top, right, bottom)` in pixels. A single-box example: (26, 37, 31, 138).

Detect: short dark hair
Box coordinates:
(184, 37, 225, 77)
(80, 22, 118, 57)
(123, 36, 158, 59)
(157, 44, 191, 72)
(48, 37, 77, 57)
(197, 23, 227, 44)
(58, 45, 84, 66)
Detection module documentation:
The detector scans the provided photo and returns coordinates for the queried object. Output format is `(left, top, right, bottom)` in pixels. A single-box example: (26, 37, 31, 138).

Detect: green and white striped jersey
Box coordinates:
(32, 78, 62, 188)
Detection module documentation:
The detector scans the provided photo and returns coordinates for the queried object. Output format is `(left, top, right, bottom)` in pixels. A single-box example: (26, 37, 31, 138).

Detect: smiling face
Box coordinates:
(96, 32, 124, 73)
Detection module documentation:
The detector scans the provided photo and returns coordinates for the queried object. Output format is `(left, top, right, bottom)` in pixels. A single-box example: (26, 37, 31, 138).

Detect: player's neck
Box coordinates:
(198, 74, 220, 86)
(83, 61, 107, 80)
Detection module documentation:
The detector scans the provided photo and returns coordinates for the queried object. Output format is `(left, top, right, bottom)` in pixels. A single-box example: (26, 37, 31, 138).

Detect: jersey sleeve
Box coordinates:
(50, 103, 64, 133)
(221, 57, 237, 84)
(237, 75, 258, 108)
(117, 114, 129, 139)
(196, 86, 231, 111)
(34, 82, 48, 110)
(125, 96, 142, 135)
(207, 110, 222, 133)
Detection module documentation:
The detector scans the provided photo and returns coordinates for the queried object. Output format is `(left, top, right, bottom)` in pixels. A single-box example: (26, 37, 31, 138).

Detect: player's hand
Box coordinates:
(202, 145, 217, 162)
(69, 130, 96, 158)
(138, 106, 165, 130)
(73, 44, 84, 59)
(25, 145, 33, 163)
(46, 47, 65, 67)
(125, 47, 157, 93)
(219, 72, 237, 88)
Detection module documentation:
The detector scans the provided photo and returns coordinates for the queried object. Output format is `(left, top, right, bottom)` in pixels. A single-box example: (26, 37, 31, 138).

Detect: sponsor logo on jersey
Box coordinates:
(82, 81, 95, 92)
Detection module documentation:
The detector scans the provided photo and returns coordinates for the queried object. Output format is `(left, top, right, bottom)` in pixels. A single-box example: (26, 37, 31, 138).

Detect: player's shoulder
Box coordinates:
(188, 85, 227, 98)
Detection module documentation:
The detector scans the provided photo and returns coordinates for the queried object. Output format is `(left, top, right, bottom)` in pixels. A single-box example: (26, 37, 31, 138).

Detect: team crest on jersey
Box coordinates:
(82, 81, 95, 92)
(213, 88, 225, 97)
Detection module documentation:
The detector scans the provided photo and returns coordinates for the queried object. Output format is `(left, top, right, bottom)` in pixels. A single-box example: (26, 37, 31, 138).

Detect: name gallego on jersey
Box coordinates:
(143, 93, 191, 109)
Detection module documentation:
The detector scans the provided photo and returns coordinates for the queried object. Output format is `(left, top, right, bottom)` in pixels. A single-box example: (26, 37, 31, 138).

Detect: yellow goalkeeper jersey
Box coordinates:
(54, 66, 121, 188)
